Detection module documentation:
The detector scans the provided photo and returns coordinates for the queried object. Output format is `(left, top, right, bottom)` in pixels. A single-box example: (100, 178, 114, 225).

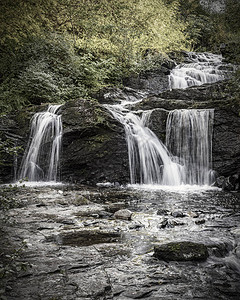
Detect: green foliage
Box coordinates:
(0, 0, 56, 46)
(175, 0, 240, 54)
(0, 34, 119, 112)
(0, 140, 22, 160)
(0, 0, 191, 114)
(73, 0, 190, 58)
(174, 0, 215, 51)
(1, 0, 240, 115)
(19, 63, 61, 103)
(184, 14, 215, 50)
(129, 52, 172, 75)
(218, 0, 240, 63)
(0, 81, 29, 114)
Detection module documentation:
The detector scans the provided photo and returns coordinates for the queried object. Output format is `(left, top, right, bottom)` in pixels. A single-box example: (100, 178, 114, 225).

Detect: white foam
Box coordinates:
(9, 181, 64, 187)
(128, 184, 221, 193)
(96, 182, 115, 187)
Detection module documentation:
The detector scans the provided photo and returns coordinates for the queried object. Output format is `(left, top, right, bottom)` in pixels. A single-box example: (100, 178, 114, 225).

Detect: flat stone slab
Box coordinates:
(51, 229, 121, 246)
(154, 241, 209, 261)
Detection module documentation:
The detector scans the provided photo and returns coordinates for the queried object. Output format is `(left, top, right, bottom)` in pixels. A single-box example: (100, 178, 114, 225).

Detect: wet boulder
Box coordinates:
(156, 209, 169, 216)
(154, 241, 209, 261)
(114, 209, 133, 221)
(195, 219, 206, 225)
(171, 211, 186, 218)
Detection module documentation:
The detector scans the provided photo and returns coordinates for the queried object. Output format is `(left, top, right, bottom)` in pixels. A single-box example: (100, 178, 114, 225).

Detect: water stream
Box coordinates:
(106, 52, 226, 187)
(169, 52, 228, 89)
(18, 105, 62, 182)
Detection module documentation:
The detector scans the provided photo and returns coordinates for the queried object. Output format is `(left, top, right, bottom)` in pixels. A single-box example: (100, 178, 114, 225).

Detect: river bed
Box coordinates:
(0, 184, 240, 299)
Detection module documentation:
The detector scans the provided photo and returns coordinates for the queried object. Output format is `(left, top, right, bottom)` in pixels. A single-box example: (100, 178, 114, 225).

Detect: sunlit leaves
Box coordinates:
(71, 0, 189, 57)
(0, 0, 56, 46)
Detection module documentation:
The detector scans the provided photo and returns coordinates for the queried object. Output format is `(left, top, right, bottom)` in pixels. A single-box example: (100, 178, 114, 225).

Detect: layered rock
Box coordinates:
(60, 99, 129, 184)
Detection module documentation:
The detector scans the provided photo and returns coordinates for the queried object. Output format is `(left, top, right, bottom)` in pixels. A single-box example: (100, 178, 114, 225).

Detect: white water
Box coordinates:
(106, 52, 228, 187)
(169, 52, 227, 89)
(19, 105, 62, 182)
(12, 181, 64, 187)
(166, 109, 215, 185)
(105, 102, 182, 185)
(128, 183, 220, 193)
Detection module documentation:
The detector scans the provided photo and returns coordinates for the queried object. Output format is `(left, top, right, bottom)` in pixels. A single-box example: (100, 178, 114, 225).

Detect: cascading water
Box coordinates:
(169, 52, 229, 90)
(106, 52, 229, 187)
(166, 109, 215, 186)
(19, 105, 62, 182)
(105, 101, 182, 185)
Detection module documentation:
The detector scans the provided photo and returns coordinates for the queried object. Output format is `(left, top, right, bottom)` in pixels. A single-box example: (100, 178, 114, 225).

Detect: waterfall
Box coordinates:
(105, 102, 182, 185)
(19, 105, 62, 182)
(169, 52, 227, 90)
(105, 52, 230, 187)
(166, 109, 214, 185)
(105, 53, 226, 186)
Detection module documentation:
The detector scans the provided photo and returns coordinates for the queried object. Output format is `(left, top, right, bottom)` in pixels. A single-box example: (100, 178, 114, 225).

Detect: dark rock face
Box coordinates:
(147, 109, 169, 142)
(123, 61, 175, 94)
(154, 241, 209, 261)
(0, 110, 34, 183)
(0, 100, 129, 185)
(213, 109, 240, 177)
(58, 84, 240, 186)
(60, 99, 129, 184)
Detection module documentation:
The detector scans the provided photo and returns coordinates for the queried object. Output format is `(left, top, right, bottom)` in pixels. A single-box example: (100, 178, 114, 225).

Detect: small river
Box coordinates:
(1, 184, 239, 299)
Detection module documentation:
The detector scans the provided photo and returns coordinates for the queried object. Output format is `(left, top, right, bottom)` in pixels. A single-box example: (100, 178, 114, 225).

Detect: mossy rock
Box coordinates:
(154, 241, 209, 261)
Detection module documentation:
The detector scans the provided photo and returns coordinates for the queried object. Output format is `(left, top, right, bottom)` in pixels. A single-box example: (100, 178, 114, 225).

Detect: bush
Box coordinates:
(0, 34, 121, 112)
(18, 63, 61, 104)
